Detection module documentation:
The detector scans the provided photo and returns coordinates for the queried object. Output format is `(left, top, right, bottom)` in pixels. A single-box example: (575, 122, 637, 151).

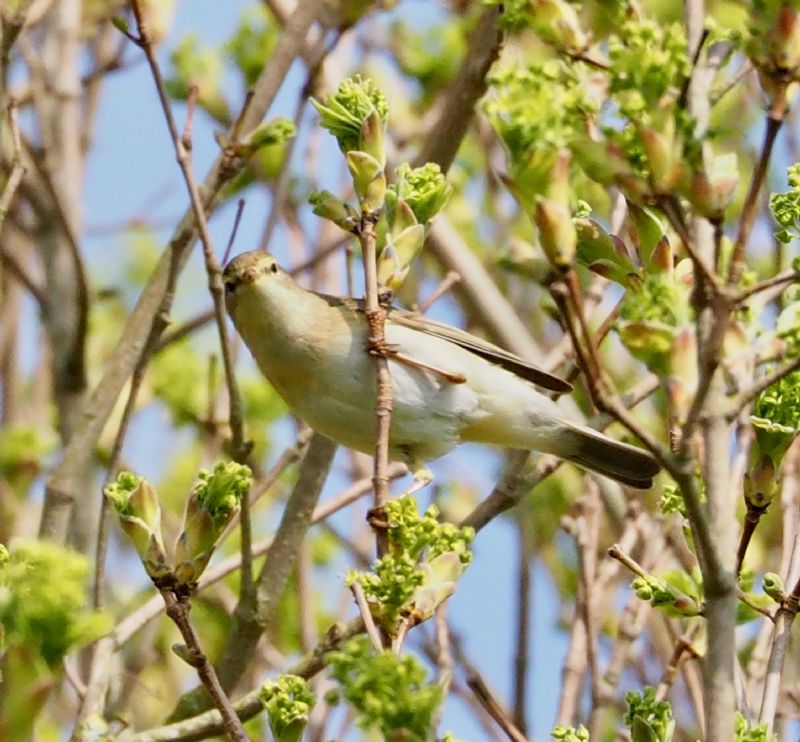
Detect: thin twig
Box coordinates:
(131, 617, 366, 742)
(729, 95, 787, 285)
(467, 671, 531, 742)
(417, 270, 461, 313)
(728, 355, 800, 418)
(350, 582, 383, 652)
(732, 268, 800, 304)
(0, 99, 25, 230)
(162, 592, 249, 742)
(360, 214, 393, 557)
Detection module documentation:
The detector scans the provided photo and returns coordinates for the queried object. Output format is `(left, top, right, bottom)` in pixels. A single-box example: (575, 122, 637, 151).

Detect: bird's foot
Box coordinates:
(366, 338, 400, 358)
(366, 505, 389, 531)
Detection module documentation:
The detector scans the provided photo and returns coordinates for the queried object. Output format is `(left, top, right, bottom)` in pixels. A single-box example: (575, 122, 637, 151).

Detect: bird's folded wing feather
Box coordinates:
(389, 309, 573, 393)
(317, 293, 572, 393)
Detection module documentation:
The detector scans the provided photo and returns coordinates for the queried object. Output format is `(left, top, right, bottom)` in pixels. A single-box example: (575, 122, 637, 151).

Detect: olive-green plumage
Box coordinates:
(224, 251, 659, 489)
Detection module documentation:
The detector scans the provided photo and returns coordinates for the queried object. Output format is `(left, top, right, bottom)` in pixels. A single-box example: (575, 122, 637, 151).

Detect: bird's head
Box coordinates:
(223, 250, 291, 316)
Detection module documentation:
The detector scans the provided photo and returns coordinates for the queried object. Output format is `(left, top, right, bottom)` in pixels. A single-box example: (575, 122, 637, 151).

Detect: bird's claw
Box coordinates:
(366, 505, 389, 531)
(367, 339, 400, 358)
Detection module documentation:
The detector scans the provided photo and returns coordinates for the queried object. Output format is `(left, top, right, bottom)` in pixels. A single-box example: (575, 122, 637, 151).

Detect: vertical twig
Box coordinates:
(0, 99, 25, 229)
(511, 511, 531, 734)
(360, 214, 393, 557)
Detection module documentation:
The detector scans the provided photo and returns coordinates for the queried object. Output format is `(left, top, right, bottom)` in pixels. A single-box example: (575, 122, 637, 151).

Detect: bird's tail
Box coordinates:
(547, 423, 660, 489)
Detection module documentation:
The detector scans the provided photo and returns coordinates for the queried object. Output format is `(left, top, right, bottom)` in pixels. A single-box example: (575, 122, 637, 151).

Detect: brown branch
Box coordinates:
(467, 670, 531, 742)
(511, 512, 531, 734)
(350, 582, 383, 652)
(162, 592, 249, 742)
(416, 270, 461, 313)
(412, 5, 503, 172)
(729, 95, 787, 286)
(131, 617, 365, 742)
(0, 99, 25, 231)
(732, 268, 800, 303)
(360, 214, 393, 557)
(759, 481, 800, 733)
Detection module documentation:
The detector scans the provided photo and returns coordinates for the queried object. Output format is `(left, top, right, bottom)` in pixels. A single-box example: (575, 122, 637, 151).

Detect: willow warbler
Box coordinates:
(224, 251, 659, 489)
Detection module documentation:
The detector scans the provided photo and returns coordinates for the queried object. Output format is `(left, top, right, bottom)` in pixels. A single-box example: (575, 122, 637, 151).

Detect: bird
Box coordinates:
(223, 250, 660, 490)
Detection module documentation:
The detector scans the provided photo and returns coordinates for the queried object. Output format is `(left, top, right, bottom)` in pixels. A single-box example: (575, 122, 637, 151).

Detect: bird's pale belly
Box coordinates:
(267, 350, 477, 465)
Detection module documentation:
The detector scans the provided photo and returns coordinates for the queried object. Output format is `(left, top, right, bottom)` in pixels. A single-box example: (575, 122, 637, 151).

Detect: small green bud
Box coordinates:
(744, 453, 779, 510)
(261, 675, 315, 742)
(552, 724, 590, 742)
(236, 117, 296, 156)
(667, 327, 698, 424)
(638, 113, 685, 194)
(346, 150, 386, 212)
(763, 572, 785, 603)
(171, 643, 195, 666)
(105, 473, 167, 568)
(309, 190, 358, 232)
(388, 163, 452, 225)
(410, 551, 464, 621)
(632, 576, 654, 601)
(535, 197, 577, 267)
(174, 462, 251, 583)
(686, 149, 738, 219)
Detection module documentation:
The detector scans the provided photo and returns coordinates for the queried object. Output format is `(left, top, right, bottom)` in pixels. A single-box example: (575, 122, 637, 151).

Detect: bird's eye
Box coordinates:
(224, 279, 236, 294)
(270, 262, 278, 274)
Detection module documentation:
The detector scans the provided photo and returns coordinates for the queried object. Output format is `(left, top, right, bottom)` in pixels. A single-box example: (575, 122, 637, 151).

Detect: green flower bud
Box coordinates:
(763, 572, 785, 603)
(312, 76, 388, 155)
(686, 148, 738, 219)
(236, 117, 296, 157)
(346, 150, 386, 212)
(171, 643, 195, 666)
(744, 453, 779, 510)
(534, 197, 577, 267)
(638, 112, 685, 194)
(386, 197, 418, 236)
(105, 473, 167, 568)
(174, 462, 251, 583)
(617, 320, 676, 373)
(410, 551, 464, 621)
(667, 327, 698, 424)
(389, 163, 452, 225)
(632, 576, 654, 601)
(309, 190, 358, 232)
(261, 675, 315, 742)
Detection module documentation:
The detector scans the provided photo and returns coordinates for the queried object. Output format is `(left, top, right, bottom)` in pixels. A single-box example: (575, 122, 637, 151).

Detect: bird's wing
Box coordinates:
(315, 293, 572, 393)
(389, 307, 573, 394)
